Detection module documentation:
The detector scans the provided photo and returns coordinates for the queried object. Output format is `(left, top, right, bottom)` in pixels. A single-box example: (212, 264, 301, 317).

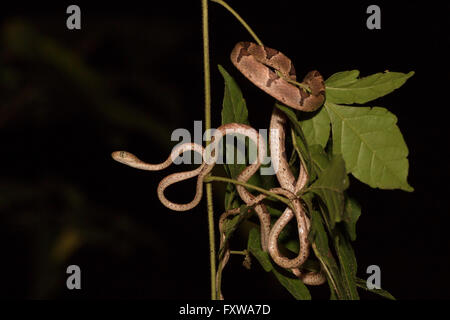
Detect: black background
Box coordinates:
(0, 1, 448, 299)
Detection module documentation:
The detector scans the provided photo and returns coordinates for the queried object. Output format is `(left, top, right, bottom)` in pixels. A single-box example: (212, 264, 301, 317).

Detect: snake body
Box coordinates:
(268, 108, 325, 284)
(267, 109, 310, 269)
(112, 123, 271, 250)
(112, 42, 327, 294)
(230, 42, 326, 284)
(230, 42, 325, 112)
(112, 143, 206, 211)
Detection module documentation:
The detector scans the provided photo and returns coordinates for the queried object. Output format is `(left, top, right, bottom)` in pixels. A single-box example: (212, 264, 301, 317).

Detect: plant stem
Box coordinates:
(202, 0, 217, 300)
(210, 0, 263, 46)
(204, 175, 294, 210)
(230, 250, 247, 255)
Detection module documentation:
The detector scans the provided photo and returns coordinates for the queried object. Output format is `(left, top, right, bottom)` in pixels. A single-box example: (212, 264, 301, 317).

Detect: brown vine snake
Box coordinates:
(111, 42, 327, 297)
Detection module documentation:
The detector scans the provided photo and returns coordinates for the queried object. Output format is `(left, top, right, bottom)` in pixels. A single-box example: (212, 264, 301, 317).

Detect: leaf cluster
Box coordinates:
(217, 65, 413, 299)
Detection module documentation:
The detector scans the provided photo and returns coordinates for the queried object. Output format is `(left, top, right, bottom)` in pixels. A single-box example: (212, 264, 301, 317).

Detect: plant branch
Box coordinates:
(202, 0, 217, 300)
(204, 175, 294, 210)
(230, 250, 247, 255)
(210, 0, 263, 46)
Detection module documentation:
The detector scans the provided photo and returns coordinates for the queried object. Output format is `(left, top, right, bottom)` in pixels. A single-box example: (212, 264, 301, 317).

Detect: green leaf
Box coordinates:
(247, 228, 311, 299)
(334, 230, 359, 299)
(218, 64, 249, 125)
(309, 209, 331, 257)
(356, 278, 396, 300)
(325, 71, 414, 104)
(309, 144, 330, 181)
(343, 197, 361, 241)
(329, 282, 338, 300)
(272, 269, 311, 300)
(309, 209, 347, 299)
(325, 70, 360, 87)
(247, 228, 273, 272)
(299, 107, 331, 148)
(224, 182, 239, 211)
(309, 154, 349, 227)
(326, 102, 413, 191)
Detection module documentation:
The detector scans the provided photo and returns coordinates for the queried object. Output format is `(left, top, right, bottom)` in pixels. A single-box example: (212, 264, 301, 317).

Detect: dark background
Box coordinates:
(0, 1, 448, 299)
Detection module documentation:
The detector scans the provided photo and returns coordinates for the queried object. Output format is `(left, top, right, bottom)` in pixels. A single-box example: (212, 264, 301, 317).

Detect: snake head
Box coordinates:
(111, 151, 138, 165)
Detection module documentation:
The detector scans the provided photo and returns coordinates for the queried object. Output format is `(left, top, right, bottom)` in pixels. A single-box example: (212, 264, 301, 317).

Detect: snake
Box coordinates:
(217, 111, 325, 294)
(267, 109, 325, 284)
(112, 123, 271, 249)
(223, 42, 326, 284)
(230, 41, 325, 112)
(112, 41, 327, 295)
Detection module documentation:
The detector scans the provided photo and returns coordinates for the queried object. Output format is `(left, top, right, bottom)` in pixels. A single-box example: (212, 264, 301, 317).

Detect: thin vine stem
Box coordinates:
(210, 0, 263, 46)
(230, 250, 247, 255)
(212, 0, 311, 95)
(204, 175, 294, 210)
(201, 0, 217, 300)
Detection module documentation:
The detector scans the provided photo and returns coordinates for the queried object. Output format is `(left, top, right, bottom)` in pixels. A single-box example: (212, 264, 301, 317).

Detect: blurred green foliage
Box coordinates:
(0, 17, 193, 298)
